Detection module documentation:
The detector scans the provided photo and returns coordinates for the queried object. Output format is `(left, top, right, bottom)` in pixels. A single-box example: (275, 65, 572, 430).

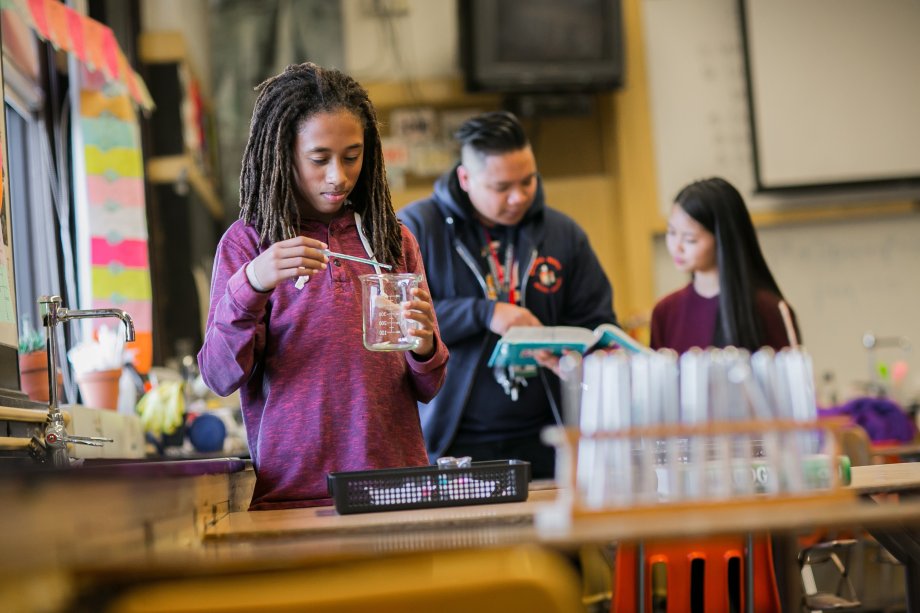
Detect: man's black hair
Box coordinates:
(454, 110, 529, 156)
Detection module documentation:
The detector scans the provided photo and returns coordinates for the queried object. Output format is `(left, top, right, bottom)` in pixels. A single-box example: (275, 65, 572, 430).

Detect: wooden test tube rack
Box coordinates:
(538, 418, 854, 531)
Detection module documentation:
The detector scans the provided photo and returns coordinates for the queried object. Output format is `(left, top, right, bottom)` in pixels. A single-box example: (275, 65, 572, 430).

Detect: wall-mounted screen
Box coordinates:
(459, 0, 624, 94)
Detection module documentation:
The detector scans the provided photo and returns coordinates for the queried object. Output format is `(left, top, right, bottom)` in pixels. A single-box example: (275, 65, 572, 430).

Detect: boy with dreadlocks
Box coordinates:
(199, 63, 448, 510)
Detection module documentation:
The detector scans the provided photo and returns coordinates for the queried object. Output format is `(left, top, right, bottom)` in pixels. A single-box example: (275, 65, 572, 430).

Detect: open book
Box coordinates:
(487, 323, 652, 368)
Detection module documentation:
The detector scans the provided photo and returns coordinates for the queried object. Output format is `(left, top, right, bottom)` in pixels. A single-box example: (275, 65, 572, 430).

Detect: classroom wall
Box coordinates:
(343, 0, 459, 81)
(641, 0, 920, 216)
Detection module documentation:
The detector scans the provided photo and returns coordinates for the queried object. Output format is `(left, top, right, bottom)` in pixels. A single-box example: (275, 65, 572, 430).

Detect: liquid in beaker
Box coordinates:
(360, 273, 422, 351)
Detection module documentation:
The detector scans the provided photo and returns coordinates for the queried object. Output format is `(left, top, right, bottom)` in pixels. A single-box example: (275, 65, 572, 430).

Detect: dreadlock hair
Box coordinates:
(239, 62, 403, 268)
(455, 110, 529, 165)
(675, 177, 785, 351)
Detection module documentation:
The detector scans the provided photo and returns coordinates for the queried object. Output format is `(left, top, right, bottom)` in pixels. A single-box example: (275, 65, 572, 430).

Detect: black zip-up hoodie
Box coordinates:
(399, 165, 617, 460)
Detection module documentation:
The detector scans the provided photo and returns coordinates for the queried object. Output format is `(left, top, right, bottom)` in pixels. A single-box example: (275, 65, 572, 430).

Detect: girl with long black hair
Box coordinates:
(650, 177, 799, 352)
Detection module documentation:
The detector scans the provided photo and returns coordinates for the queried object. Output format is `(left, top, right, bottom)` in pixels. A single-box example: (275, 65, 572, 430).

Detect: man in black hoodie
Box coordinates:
(398, 111, 617, 479)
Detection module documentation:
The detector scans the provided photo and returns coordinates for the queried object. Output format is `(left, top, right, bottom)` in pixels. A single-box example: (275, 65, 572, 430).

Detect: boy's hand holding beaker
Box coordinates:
(361, 273, 435, 357)
(403, 286, 437, 359)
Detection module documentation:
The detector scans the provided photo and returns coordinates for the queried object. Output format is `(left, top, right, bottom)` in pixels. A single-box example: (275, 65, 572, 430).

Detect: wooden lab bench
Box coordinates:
(2, 459, 920, 612)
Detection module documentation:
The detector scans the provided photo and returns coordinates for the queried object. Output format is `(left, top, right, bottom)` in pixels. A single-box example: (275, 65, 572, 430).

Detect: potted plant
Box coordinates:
(68, 325, 127, 410)
(18, 318, 52, 403)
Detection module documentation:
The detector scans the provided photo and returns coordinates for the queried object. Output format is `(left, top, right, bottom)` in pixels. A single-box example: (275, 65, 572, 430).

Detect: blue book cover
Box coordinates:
(487, 323, 651, 368)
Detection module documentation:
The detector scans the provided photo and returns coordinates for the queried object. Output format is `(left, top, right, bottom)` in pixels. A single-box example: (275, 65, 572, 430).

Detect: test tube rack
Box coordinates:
(537, 417, 853, 535)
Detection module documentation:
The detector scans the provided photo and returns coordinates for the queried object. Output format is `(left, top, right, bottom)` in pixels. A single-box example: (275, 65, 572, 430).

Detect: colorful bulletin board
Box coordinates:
(75, 69, 153, 373)
(0, 32, 20, 352)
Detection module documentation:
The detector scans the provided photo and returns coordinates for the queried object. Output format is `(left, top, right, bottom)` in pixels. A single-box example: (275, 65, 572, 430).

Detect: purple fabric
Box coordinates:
(650, 283, 797, 353)
(819, 397, 917, 443)
(198, 212, 448, 510)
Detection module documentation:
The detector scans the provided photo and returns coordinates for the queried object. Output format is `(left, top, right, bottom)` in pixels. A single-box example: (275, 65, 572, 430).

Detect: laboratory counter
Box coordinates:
(2, 458, 920, 612)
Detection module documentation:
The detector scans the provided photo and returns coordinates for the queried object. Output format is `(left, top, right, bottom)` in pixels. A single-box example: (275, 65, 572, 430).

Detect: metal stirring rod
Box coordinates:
(322, 249, 392, 269)
(294, 249, 391, 289)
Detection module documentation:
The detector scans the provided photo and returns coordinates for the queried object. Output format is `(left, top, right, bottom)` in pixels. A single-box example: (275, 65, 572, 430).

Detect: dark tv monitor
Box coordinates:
(459, 0, 624, 94)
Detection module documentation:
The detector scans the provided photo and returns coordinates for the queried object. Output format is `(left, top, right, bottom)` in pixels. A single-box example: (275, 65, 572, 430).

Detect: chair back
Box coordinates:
(613, 536, 781, 613)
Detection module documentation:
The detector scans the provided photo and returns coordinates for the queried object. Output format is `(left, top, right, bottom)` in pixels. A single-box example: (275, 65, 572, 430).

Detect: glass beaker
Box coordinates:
(360, 273, 422, 351)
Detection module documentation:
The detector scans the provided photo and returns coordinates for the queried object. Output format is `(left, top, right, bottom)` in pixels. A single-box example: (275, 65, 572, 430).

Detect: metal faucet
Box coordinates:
(38, 295, 136, 467)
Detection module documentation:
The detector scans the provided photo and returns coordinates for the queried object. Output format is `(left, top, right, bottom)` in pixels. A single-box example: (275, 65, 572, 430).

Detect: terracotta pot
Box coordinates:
(19, 350, 54, 403)
(76, 368, 121, 410)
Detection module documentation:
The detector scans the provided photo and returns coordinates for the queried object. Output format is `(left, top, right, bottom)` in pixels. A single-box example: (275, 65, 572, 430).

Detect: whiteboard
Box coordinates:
(742, 0, 920, 189)
(653, 214, 920, 402)
(642, 0, 920, 215)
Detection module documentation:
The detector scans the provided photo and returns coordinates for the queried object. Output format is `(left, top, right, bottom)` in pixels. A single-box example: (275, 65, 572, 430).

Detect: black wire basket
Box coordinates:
(326, 460, 531, 514)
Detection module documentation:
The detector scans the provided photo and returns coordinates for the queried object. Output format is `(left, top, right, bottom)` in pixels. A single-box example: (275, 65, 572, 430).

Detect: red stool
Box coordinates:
(613, 535, 781, 612)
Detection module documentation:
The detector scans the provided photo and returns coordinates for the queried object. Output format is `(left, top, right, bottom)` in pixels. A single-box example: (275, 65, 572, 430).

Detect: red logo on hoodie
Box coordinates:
(529, 256, 563, 294)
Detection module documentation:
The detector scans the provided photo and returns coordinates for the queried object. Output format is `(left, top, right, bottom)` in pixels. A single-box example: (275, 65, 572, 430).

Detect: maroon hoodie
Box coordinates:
(199, 211, 448, 509)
